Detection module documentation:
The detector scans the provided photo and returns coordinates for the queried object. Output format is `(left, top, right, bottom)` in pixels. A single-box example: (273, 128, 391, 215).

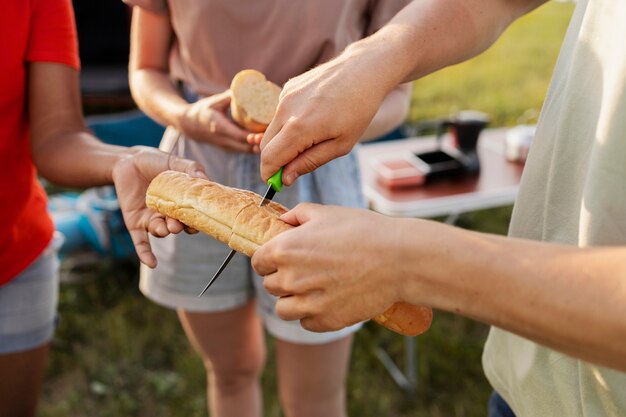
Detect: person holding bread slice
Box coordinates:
(0, 2, 205, 416)
(126, 1, 413, 416)
(251, 0, 626, 416)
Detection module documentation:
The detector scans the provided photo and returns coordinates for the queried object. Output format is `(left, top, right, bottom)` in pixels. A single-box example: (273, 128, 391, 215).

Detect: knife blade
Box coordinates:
(259, 167, 283, 207)
(198, 168, 284, 296)
(198, 248, 236, 297)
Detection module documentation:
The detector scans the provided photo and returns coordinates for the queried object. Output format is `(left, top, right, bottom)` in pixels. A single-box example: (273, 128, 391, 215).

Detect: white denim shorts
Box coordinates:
(140, 127, 365, 344)
(0, 233, 62, 354)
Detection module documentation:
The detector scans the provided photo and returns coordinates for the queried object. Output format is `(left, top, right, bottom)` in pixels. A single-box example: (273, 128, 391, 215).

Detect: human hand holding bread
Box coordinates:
(145, 69, 433, 336)
(253, 203, 433, 335)
(111, 147, 206, 268)
(179, 70, 281, 154)
(178, 90, 255, 153)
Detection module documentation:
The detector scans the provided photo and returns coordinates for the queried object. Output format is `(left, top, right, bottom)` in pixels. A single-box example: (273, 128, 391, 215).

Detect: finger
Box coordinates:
(264, 281, 293, 298)
(127, 227, 157, 268)
(261, 271, 293, 297)
(169, 157, 207, 179)
(184, 226, 199, 234)
(275, 295, 309, 321)
(166, 217, 185, 234)
(281, 138, 352, 185)
(148, 215, 170, 237)
(246, 133, 263, 145)
(260, 120, 315, 181)
(261, 110, 284, 150)
(206, 90, 232, 112)
(214, 113, 249, 141)
(251, 244, 279, 277)
(299, 316, 344, 333)
(216, 135, 256, 153)
(279, 202, 320, 226)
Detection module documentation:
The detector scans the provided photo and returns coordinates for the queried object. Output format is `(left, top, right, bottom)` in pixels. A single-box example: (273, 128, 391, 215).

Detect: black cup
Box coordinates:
(437, 110, 490, 154)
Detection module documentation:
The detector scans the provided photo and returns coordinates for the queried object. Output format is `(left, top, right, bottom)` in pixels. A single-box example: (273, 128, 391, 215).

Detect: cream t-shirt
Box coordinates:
(483, 0, 626, 416)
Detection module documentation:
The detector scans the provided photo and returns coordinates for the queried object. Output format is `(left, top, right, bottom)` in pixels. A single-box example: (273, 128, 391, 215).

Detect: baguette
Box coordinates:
(146, 171, 432, 336)
(146, 170, 291, 257)
(230, 69, 281, 133)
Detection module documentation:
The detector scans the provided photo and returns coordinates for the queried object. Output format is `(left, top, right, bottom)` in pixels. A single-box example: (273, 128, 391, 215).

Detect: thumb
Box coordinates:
(207, 90, 232, 111)
(214, 111, 250, 141)
(280, 202, 323, 226)
(169, 156, 207, 179)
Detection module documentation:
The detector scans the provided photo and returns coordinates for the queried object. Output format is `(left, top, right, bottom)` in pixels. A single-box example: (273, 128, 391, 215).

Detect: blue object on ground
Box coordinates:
(86, 110, 165, 148)
(49, 187, 136, 260)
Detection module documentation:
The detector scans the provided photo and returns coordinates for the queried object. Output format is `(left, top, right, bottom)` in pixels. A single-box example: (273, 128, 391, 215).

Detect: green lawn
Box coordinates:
(41, 2, 574, 416)
(410, 1, 574, 127)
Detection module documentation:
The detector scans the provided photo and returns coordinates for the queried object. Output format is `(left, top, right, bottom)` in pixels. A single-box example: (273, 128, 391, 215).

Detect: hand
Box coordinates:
(252, 203, 404, 332)
(111, 146, 207, 268)
(180, 90, 256, 153)
(259, 54, 390, 185)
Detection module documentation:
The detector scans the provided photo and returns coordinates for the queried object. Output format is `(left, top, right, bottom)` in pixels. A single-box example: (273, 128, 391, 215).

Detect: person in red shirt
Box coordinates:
(0, 1, 204, 416)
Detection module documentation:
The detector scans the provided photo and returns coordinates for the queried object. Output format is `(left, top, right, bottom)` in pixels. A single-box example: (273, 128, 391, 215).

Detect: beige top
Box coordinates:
(483, 0, 626, 415)
(125, 0, 410, 96)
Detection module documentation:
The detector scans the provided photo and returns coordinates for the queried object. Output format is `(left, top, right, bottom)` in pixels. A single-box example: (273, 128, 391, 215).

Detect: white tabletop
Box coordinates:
(357, 128, 525, 218)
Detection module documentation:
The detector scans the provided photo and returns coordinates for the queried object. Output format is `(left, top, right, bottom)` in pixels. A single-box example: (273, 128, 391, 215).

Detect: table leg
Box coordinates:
(375, 336, 418, 393)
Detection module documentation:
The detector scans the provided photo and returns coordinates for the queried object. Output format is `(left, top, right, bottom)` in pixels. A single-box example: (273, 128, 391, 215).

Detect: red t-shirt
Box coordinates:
(0, 0, 80, 286)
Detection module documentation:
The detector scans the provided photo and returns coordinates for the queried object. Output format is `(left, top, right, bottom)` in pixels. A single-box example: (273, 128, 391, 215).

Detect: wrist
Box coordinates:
(392, 218, 451, 307)
(172, 102, 194, 136)
(345, 31, 415, 97)
(110, 149, 138, 184)
(383, 217, 420, 304)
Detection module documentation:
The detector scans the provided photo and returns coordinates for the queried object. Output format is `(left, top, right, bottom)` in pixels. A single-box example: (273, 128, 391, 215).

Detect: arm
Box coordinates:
(252, 204, 626, 372)
(360, 83, 412, 142)
(28, 62, 205, 267)
(128, 7, 254, 153)
(260, 0, 548, 184)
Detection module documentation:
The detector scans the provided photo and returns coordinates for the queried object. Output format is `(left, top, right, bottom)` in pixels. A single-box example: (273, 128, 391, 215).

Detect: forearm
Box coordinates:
(28, 62, 138, 188)
(360, 83, 411, 142)
(128, 7, 188, 131)
(396, 219, 626, 370)
(341, 0, 547, 97)
(129, 68, 188, 129)
(32, 129, 132, 187)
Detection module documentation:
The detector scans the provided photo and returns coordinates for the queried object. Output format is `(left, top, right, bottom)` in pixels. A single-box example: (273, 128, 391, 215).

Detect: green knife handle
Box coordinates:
(267, 167, 284, 193)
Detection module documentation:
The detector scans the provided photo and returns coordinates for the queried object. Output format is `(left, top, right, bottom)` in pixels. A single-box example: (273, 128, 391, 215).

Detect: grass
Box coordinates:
(41, 2, 574, 416)
(409, 1, 574, 127)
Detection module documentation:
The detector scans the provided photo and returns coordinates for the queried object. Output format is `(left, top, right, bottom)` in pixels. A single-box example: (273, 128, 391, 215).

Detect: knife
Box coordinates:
(198, 168, 284, 297)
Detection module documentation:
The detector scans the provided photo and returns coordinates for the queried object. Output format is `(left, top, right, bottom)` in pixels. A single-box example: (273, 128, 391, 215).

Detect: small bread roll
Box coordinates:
(146, 171, 433, 336)
(230, 69, 281, 133)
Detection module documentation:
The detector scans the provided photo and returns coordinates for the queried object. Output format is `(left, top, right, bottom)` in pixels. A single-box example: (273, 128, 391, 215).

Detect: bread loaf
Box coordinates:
(146, 170, 291, 257)
(230, 69, 281, 133)
(146, 171, 432, 336)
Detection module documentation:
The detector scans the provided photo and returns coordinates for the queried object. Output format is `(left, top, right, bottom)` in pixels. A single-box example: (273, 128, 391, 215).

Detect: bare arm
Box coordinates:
(253, 204, 626, 372)
(128, 8, 254, 153)
(28, 62, 205, 267)
(260, 0, 548, 184)
(29, 62, 127, 187)
(360, 83, 412, 142)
